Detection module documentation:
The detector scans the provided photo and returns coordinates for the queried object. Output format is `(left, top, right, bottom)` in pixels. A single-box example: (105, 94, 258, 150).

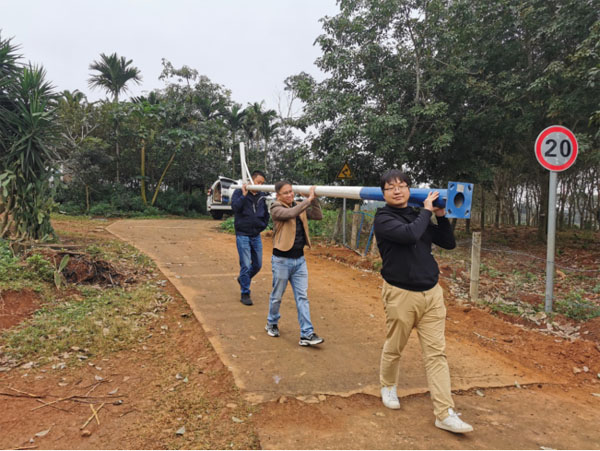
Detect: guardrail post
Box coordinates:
(470, 231, 481, 303)
(351, 204, 361, 248)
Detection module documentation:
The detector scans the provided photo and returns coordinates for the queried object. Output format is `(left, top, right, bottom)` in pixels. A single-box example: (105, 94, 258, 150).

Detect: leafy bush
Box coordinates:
(154, 189, 206, 216)
(309, 208, 338, 237)
(220, 217, 235, 233)
(89, 202, 115, 217)
(58, 185, 206, 218)
(0, 239, 20, 281)
(25, 254, 54, 282)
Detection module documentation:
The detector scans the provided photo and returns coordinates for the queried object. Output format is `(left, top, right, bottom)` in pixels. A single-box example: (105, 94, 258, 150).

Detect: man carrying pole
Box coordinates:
(264, 181, 325, 346)
(373, 169, 473, 434)
(231, 170, 269, 306)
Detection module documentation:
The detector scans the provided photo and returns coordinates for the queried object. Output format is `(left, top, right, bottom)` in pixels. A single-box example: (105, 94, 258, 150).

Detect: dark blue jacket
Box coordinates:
(374, 205, 456, 291)
(231, 189, 270, 236)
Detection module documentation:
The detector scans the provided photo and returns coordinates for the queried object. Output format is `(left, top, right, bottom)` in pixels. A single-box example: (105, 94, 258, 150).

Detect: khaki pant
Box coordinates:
(380, 281, 454, 420)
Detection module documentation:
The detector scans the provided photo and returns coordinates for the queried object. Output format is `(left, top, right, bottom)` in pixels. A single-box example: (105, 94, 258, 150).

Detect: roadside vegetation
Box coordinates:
(0, 230, 171, 370)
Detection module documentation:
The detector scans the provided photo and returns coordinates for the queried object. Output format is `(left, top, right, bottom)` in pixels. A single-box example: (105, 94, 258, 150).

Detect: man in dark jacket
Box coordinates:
(231, 170, 269, 306)
(373, 169, 473, 434)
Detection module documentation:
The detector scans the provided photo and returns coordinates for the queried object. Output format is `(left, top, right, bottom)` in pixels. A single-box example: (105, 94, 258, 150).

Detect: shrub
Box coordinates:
(89, 202, 115, 217)
(0, 239, 20, 281)
(220, 217, 235, 233)
(25, 254, 54, 282)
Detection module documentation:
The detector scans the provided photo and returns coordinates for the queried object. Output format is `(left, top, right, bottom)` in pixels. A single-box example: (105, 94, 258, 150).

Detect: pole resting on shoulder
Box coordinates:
(237, 142, 472, 218)
(230, 182, 473, 219)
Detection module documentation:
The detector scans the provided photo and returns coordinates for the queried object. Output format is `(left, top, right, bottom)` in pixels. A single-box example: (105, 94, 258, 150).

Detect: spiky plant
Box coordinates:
(0, 32, 58, 241)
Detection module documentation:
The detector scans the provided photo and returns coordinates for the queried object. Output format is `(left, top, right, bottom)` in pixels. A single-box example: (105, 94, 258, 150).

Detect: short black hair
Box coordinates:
(274, 180, 292, 193)
(251, 170, 266, 180)
(380, 169, 411, 190)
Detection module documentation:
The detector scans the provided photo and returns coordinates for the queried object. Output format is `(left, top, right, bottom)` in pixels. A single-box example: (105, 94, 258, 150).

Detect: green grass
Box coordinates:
(1, 283, 170, 363)
(554, 289, 600, 321)
(480, 263, 503, 278)
(0, 232, 167, 367)
(486, 301, 522, 316)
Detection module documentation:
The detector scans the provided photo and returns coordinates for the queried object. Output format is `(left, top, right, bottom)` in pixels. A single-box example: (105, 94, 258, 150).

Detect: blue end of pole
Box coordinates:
(359, 182, 473, 219)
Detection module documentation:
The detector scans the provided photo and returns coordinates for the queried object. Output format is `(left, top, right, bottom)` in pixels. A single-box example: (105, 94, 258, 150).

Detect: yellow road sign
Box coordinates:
(336, 162, 353, 179)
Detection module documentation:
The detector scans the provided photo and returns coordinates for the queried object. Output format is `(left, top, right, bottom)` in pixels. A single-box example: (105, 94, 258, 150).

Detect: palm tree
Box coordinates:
(88, 52, 142, 103)
(88, 52, 141, 182)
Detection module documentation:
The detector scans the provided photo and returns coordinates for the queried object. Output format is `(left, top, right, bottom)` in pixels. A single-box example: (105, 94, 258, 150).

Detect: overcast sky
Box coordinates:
(1, 0, 339, 110)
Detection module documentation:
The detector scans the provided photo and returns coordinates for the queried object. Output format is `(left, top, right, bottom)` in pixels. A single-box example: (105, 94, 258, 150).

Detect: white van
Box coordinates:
(206, 176, 241, 219)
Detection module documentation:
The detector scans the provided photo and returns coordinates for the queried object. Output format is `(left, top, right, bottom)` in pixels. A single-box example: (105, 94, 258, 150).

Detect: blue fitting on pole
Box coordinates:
(359, 182, 473, 219)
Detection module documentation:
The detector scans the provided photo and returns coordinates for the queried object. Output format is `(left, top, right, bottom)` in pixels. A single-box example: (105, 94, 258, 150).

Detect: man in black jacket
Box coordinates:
(373, 169, 473, 434)
(231, 170, 269, 306)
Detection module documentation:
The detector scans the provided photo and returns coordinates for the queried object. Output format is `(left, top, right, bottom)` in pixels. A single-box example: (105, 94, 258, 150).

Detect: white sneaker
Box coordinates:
(380, 385, 401, 409)
(435, 408, 473, 433)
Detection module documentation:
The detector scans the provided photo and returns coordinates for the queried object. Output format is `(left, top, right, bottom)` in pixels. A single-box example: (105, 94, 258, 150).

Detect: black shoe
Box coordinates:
(265, 324, 280, 337)
(240, 294, 253, 306)
(299, 333, 324, 346)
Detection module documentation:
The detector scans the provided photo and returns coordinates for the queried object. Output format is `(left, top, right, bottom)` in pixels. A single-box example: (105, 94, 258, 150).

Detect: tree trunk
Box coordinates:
(115, 127, 120, 184)
(480, 188, 485, 231)
(151, 151, 177, 206)
(140, 140, 147, 205)
(332, 207, 344, 242)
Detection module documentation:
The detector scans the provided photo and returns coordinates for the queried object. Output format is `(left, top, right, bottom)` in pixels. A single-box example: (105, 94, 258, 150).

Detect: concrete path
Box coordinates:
(108, 219, 550, 403)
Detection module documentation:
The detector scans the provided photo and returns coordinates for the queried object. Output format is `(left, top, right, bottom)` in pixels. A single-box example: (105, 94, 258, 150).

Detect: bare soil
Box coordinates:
(0, 289, 41, 330)
(0, 218, 599, 449)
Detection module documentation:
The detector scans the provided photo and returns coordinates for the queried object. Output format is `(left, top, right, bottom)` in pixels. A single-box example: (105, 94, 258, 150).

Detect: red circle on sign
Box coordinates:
(535, 125, 578, 171)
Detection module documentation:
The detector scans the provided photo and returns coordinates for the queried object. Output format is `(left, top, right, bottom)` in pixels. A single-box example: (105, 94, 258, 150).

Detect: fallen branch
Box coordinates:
(8, 386, 43, 398)
(473, 331, 496, 341)
(80, 402, 105, 430)
(31, 394, 121, 411)
(84, 379, 109, 397)
(35, 398, 72, 413)
(0, 392, 42, 399)
(31, 396, 76, 411)
(90, 403, 101, 425)
(118, 408, 138, 418)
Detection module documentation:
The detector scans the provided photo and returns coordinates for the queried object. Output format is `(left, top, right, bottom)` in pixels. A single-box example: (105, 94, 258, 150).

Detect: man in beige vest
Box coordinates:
(265, 180, 324, 346)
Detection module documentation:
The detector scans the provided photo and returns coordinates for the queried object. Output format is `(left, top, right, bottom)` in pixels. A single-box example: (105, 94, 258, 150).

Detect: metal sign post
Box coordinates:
(544, 171, 558, 313)
(535, 126, 578, 313)
(336, 162, 354, 246)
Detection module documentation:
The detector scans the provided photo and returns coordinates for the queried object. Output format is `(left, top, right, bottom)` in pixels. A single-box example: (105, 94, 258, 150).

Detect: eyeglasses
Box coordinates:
(383, 184, 409, 192)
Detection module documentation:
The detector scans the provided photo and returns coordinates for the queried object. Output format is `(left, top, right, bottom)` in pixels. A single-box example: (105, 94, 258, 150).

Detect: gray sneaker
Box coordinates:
(299, 333, 324, 346)
(265, 324, 280, 337)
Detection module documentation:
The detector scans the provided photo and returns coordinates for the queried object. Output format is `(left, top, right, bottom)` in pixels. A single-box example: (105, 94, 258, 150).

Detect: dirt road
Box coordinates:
(106, 219, 600, 449)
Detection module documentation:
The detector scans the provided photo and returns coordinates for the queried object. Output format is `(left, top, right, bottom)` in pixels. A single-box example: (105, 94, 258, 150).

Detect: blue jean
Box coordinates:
(267, 255, 314, 337)
(236, 234, 263, 295)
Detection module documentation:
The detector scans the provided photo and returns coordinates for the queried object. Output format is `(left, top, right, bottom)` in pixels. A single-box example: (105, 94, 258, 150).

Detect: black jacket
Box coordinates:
(231, 189, 270, 236)
(374, 205, 456, 291)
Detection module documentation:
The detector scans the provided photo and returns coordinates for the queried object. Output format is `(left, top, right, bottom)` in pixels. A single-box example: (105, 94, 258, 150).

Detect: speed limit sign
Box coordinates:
(535, 125, 578, 172)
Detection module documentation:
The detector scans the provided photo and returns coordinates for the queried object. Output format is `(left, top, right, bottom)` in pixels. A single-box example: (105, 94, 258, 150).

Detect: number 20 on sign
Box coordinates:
(535, 125, 578, 172)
